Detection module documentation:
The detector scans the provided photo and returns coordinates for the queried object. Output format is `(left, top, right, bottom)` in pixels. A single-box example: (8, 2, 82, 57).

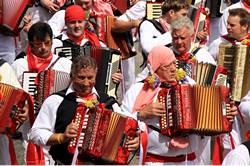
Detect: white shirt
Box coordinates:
(11, 54, 72, 84)
(219, 1, 250, 36)
(139, 19, 172, 55)
(48, 10, 66, 37)
(0, 34, 16, 64)
(120, 82, 210, 165)
(222, 144, 250, 165)
(118, 1, 146, 21)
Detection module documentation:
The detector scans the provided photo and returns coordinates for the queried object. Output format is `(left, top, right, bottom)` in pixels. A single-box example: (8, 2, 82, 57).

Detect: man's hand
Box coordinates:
(16, 105, 29, 124)
(169, 136, 189, 149)
(64, 122, 78, 142)
(22, 14, 32, 32)
(125, 133, 140, 152)
(226, 102, 238, 123)
(140, 102, 165, 118)
(111, 71, 122, 84)
(40, 0, 60, 14)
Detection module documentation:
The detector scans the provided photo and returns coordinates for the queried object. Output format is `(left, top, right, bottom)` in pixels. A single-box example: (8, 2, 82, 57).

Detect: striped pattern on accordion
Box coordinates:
(68, 103, 138, 164)
(146, 2, 162, 20)
(55, 46, 120, 97)
(218, 44, 250, 102)
(0, 82, 34, 133)
(22, 70, 71, 112)
(194, 62, 227, 86)
(36, 70, 71, 110)
(0, 0, 32, 35)
(158, 84, 232, 136)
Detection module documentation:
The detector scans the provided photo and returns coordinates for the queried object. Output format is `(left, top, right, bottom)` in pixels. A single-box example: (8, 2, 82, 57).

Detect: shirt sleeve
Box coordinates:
(139, 20, 172, 54)
(28, 95, 63, 145)
(48, 10, 66, 37)
(239, 91, 250, 123)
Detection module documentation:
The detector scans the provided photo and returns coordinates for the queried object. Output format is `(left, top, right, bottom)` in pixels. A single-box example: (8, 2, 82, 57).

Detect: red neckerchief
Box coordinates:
(67, 32, 85, 45)
(221, 35, 236, 45)
(67, 30, 101, 46)
(242, 1, 250, 12)
(77, 92, 97, 101)
(27, 46, 53, 72)
(239, 33, 250, 46)
(84, 29, 101, 46)
(176, 52, 191, 62)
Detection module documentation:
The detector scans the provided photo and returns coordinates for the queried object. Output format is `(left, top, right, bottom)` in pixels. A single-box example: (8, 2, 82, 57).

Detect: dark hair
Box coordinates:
(70, 55, 97, 78)
(162, 0, 190, 15)
(28, 22, 53, 42)
(229, 8, 250, 29)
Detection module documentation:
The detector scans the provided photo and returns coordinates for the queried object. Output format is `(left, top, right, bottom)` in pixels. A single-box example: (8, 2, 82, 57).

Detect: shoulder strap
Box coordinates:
(15, 51, 26, 60)
(97, 91, 118, 110)
(0, 58, 6, 66)
(191, 47, 201, 56)
(146, 19, 166, 34)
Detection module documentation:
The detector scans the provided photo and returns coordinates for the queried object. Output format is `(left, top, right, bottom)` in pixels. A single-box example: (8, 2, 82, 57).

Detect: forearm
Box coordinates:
(46, 133, 68, 146)
(112, 19, 138, 32)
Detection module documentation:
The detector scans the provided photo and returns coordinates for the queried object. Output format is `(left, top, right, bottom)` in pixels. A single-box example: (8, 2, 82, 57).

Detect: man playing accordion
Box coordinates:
(28, 55, 139, 164)
(120, 45, 238, 165)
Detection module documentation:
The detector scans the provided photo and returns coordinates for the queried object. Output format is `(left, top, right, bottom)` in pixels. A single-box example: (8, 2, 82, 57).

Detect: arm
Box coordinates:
(112, 19, 141, 32)
(239, 91, 250, 123)
(139, 20, 172, 54)
(48, 10, 66, 37)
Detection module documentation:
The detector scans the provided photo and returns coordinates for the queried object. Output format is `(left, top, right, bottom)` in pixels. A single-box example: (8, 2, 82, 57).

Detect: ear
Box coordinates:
(242, 24, 248, 32)
(168, 9, 175, 17)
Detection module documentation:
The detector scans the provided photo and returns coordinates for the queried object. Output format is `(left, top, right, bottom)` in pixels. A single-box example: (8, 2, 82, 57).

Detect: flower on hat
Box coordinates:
(176, 68, 186, 81)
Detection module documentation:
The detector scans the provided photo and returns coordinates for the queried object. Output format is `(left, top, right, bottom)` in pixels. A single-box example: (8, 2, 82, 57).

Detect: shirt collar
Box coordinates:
(66, 82, 99, 97)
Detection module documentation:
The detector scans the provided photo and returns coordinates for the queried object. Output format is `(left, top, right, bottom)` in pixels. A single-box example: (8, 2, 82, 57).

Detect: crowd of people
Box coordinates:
(0, 0, 250, 165)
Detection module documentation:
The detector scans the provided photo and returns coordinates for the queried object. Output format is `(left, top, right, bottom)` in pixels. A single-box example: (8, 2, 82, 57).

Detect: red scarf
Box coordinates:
(67, 30, 101, 46)
(222, 33, 250, 46)
(176, 52, 191, 62)
(67, 32, 85, 45)
(27, 46, 53, 72)
(242, 0, 250, 12)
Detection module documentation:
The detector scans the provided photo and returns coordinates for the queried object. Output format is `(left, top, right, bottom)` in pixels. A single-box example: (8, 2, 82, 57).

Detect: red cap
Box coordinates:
(65, 5, 86, 23)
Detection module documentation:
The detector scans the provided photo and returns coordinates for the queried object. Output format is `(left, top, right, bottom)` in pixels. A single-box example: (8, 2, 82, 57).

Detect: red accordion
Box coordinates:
(68, 103, 138, 164)
(158, 84, 232, 137)
(0, 0, 33, 36)
(0, 82, 34, 133)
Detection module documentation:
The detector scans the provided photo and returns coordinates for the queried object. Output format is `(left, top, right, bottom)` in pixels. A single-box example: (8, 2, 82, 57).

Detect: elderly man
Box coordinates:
(209, 8, 250, 61)
(28, 55, 139, 164)
(121, 46, 209, 165)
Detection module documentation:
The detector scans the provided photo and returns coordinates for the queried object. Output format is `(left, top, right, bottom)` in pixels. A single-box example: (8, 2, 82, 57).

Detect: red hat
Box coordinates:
(65, 5, 86, 23)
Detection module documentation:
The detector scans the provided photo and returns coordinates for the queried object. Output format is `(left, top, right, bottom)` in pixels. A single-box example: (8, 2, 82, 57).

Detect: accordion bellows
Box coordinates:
(68, 103, 138, 164)
(0, 82, 34, 132)
(158, 84, 232, 136)
(218, 44, 250, 102)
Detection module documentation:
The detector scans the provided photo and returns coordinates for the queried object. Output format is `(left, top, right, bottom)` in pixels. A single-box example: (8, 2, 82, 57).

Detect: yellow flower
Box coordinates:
(241, 39, 250, 46)
(85, 99, 99, 109)
(176, 68, 186, 81)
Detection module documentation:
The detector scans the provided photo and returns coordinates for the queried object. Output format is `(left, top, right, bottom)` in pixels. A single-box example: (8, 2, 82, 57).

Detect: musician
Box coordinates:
(48, 0, 114, 37)
(12, 22, 72, 82)
(121, 45, 237, 165)
(28, 55, 139, 164)
(219, 0, 250, 36)
(0, 58, 26, 164)
(52, 4, 104, 56)
(222, 90, 250, 165)
(11, 22, 72, 164)
(110, 0, 145, 94)
(139, 0, 190, 56)
(209, 8, 250, 61)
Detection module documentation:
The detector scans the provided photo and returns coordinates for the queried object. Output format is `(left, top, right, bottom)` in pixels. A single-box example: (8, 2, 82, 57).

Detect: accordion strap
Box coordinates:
(0, 58, 6, 66)
(242, 141, 250, 156)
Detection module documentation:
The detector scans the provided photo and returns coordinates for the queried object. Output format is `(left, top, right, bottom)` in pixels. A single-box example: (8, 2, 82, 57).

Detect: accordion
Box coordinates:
(0, 0, 33, 36)
(158, 84, 232, 137)
(0, 82, 34, 133)
(106, 16, 136, 60)
(22, 70, 71, 112)
(55, 46, 120, 97)
(68, 103, 138, 164)
(218, 44, 250, 102)
(193, 62, 228, 86)
(146, 2, 162, 20)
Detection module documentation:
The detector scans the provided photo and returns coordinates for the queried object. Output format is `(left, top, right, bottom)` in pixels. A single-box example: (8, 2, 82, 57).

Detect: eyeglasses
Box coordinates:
(159, 62, 176, 71)
(30, 40, 52, 47)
